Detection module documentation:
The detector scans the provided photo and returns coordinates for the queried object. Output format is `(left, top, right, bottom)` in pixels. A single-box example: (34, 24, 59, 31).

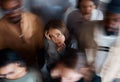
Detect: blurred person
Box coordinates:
(50, 48, 101, 82)
(67, 0, 103, 35)
(44, 19, 78, 68)
(99, 0, 120, 81)
(0, 0, 44, 67)
(0, 48, 43, 82)
(78, 0, 103, 20)
(77, 0, 120, 79)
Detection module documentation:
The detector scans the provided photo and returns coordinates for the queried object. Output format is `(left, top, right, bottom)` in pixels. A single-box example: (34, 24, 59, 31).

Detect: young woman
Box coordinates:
(44, 19, 78, 68)
(50, 48, 101, 82)
(67, 0, 103, 35)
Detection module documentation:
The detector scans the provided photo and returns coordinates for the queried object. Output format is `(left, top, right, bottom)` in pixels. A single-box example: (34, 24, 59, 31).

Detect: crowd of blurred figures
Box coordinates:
(0, 0, 120, 82)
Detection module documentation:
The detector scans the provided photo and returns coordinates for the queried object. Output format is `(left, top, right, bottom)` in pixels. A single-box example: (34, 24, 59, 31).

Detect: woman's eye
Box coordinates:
(57, 34, 61, 37)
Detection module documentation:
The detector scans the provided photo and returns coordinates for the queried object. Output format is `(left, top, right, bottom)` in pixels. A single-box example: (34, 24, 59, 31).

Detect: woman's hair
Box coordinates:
(44, 19, 69, 40)
(0, 48, 26, 68)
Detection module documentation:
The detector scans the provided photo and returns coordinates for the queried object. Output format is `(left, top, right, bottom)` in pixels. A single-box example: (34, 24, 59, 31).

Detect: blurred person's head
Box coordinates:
(77, 0, 96, 20)
(77, 0, 99, 8)
(0, 49, 27, 80)
(0, 0, 23, 24)
(51, 48, 93, 82)
(104, 0, 120, 35)
(79, 0, 96, 14)
(44, 19, 69, 48)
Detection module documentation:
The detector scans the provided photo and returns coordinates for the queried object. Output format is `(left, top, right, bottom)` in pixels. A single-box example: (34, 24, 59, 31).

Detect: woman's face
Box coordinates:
(48, 28, 65, 47)
(51, 64, 83, 82)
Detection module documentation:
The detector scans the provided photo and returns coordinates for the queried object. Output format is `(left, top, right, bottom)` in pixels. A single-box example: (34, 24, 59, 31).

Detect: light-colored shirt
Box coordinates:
(94, 25, 117, 75)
